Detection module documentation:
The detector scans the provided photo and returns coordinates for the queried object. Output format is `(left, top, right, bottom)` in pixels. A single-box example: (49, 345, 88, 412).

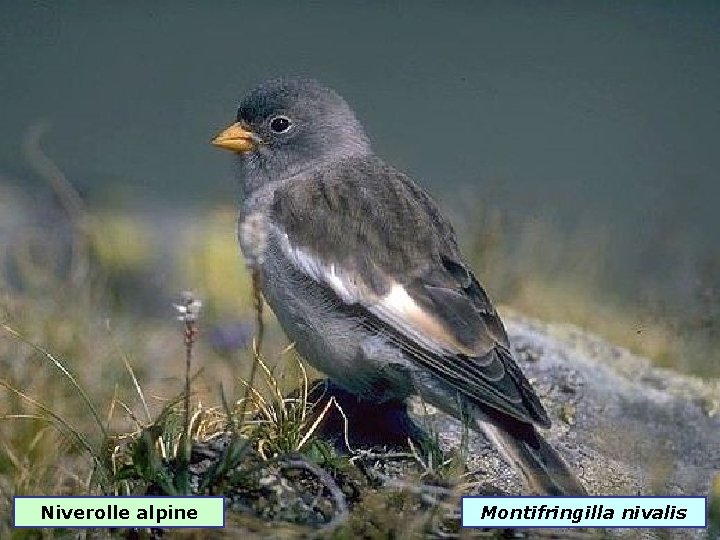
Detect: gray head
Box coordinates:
(212, 77, 371, 194)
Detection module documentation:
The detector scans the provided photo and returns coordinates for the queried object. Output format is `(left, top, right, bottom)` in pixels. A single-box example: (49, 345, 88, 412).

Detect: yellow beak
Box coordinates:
(211, 122, 257, 153)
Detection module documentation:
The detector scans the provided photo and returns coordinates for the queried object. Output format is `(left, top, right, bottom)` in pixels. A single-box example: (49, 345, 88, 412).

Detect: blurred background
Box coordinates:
(1, 0, 719, 403)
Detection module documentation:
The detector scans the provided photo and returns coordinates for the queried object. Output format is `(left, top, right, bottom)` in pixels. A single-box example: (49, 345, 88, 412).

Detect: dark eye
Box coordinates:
(269, 115, 292, 133)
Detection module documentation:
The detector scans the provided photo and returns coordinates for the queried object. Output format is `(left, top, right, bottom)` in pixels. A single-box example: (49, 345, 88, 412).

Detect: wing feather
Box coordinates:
(270, 157, 549, 427)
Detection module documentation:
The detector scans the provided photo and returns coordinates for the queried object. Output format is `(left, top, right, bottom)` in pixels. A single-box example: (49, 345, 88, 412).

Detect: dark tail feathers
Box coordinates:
(477, 414, 587, 496)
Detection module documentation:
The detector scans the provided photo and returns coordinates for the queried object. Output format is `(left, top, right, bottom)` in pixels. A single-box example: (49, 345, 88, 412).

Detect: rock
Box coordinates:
(501, 313, 718, 498)
(401, 312, 719, 538)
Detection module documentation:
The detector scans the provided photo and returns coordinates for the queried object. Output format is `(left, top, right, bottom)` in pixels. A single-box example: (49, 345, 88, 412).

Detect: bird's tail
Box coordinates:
(477, 414, 587, 496)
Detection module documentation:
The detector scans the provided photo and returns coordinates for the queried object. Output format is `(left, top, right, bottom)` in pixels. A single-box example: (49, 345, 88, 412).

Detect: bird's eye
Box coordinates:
(269, 115, 292, 133)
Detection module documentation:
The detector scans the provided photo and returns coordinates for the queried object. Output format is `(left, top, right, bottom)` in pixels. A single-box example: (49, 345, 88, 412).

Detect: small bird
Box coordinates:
(212, 77, 586, 496)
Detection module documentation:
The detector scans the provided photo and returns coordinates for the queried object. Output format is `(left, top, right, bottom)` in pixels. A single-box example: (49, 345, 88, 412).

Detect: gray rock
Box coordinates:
(407, 312, 719, 538)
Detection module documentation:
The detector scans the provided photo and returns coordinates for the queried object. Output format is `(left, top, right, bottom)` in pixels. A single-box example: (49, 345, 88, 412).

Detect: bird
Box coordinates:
(211, 77, 587, 496)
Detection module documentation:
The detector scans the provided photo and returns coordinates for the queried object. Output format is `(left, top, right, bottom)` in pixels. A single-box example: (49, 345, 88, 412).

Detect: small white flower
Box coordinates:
(174, 291, 203, 323)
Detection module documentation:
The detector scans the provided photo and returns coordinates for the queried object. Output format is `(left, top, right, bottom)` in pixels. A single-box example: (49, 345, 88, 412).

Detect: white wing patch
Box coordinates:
(275, 226, 475, 356)
(275, 227, 360, 302)
(383, 284, 416, 314)
(327, 263, 353, 300)
(375, 284, 475, 355)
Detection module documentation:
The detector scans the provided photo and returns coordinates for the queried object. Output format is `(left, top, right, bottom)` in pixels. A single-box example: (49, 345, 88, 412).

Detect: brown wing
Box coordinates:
(271, 156, 549, 427)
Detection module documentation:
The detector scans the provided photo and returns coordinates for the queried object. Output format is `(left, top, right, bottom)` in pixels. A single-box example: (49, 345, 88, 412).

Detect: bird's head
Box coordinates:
(212, 77, 371, 192)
